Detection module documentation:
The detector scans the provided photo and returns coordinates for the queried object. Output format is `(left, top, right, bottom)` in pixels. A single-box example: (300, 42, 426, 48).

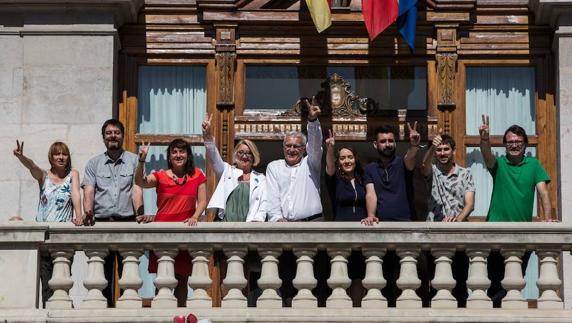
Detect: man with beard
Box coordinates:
(82, 118, 143, 306)
(421, 131, 474, 307)
(479, 115, 553, 307)
(421, 131, 475, 222)
(361, 123, 421, 306)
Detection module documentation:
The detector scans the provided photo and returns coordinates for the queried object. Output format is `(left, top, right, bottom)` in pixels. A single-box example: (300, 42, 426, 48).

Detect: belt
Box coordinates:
(299, 213, 322, 222)
(96, 215, 136, 222)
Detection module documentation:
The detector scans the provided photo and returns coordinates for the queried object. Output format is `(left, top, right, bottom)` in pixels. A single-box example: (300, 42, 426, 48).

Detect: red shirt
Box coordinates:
(154, 168, 206, 222)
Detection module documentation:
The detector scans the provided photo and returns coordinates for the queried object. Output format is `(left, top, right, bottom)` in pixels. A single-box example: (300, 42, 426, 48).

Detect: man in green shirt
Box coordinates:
(479, 115, 553, 306)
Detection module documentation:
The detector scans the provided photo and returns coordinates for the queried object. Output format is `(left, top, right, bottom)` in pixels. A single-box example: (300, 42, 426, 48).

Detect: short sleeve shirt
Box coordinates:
(364, 156, 414, 221)
(81, 150, 138, 219)
(486, 156, 550, 222)
(426, 164, 475, 222)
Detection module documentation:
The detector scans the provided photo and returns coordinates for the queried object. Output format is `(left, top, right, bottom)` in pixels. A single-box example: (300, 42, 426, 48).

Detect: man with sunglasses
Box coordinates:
(479, 115, 553, 307)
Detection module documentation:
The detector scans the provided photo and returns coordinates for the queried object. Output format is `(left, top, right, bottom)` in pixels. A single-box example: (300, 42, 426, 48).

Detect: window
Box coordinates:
(245, 65, 426, 112)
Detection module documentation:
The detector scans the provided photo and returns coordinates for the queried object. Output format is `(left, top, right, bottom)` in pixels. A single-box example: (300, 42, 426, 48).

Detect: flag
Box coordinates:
(361, 0, 418, 50)
(397, 0, 418, 50)
(306, 0, 332, 33)
(362, 0, 398, 41)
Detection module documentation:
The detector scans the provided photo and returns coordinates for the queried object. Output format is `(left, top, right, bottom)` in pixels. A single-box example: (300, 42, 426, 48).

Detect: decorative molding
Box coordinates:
(216, 52, 236, 107)
(436, 53, 457, 108)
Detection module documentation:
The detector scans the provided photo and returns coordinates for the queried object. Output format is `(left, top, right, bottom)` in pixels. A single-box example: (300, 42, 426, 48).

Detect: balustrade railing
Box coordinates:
(1, 222, 571, 319)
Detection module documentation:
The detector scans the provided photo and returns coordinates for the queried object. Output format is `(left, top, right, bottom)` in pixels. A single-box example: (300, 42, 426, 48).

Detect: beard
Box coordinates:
(379, 147, 395, 158)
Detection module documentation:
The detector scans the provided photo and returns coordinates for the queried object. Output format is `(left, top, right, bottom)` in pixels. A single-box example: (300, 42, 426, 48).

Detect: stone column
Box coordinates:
(117, 249, 144, 308)
(151, 248, 178, 308)
(430, 248, 457, 308)
(326, 248, 352, 308)
(221, 248, 248, 308)
(501, 249, 527, 309)
(396, 249, 422, 308)
(46, 249, 74, 309)
(537, 250, 564, 309)
(81, 249, 109, 308)
(361, 248, 387, 308)
(466, 249, 492, 309)
(188, 249, 213, 308)
(257, 249, 283, 308)
(292, 248, 317, 308)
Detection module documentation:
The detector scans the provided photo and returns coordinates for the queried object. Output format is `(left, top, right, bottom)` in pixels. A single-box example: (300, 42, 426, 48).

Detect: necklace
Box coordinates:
(171, 173, 188, 186)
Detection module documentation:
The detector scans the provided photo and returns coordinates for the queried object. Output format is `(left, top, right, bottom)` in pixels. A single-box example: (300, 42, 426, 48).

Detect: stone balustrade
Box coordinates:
(1, 222, 572, 322)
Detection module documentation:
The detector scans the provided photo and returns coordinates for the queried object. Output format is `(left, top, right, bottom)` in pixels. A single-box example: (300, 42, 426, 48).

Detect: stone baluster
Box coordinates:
(81, 248, 109, 308)
(326, 248, 352, 308)
(46, 249, 75, 309)
(292, 248, 317, 308)
(361, 248, 387, 308)
(430, 248, 456, 308)
(501, 249, 527, 309)
(396, 249, 421, 308)
(117, 249, 144, 308)
(222, 248, 248, 308)
(257, 249, 283, 308)
(151, 248, 179, 308)
(536, 250, 563, 309)
(188, 249, 213, 308)
(466, 249, 492, 309)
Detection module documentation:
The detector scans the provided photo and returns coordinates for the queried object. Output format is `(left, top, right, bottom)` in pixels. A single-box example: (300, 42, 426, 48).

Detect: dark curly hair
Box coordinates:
(335, 146, 364, 185)
(166, 138, 195, 176)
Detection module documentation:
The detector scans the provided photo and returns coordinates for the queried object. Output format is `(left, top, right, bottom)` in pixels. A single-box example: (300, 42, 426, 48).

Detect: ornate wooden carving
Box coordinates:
(216, 52, 236, 107)
(282, 73, 371, 118)
(436, 53, 457, 108)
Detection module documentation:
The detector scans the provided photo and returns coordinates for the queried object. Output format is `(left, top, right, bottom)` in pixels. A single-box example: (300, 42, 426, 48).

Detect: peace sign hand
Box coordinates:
(479, 114, 490, 141)
(304, 96, 321, 121)
(202, 113, 213, 140)
(432, 128, 443, 148)
(13, 140, 24, 158)
(138, 141, 150, 162)
(407, 121, 420, 146)
(325, 129, 335, 149)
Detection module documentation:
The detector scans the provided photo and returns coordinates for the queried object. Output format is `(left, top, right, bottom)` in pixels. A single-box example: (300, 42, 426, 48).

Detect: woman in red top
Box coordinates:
(135, 138, 207, 306)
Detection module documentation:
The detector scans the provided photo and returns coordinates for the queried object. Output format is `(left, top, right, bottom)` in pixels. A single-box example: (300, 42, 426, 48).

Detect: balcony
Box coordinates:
(1, 222, 572, 323)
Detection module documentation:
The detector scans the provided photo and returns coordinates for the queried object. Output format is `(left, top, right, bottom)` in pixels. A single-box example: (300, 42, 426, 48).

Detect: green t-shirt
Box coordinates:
(486, 156, 550, 222)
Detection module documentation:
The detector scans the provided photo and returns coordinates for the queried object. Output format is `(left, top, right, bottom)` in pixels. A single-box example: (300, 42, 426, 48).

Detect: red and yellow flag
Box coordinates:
(306, 0, 332, 33)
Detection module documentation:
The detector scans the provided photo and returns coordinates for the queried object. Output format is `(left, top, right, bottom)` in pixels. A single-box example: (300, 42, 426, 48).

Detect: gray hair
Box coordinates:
(283, 131, 307, 146)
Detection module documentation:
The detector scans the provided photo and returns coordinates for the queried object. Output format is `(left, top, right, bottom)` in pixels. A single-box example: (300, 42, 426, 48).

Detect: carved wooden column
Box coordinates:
(436, 52, 458, 135)
(214, 25, 236, 162)
(536, 250, 564, 309)
(292, 248, 318, 308)
(361, 248, 387, 308)
(117, 249, 144, 308)
(188, 249, 213, 308)
(466, 249, 492, 309)
(46, 249, 75, 309)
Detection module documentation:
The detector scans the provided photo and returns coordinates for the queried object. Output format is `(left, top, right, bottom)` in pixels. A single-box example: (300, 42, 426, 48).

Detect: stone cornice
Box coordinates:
(0, 0, 144, 27)
(530, 0, 572, 27)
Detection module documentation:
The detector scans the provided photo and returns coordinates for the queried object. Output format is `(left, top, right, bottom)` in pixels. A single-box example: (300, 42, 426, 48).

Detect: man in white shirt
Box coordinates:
(266, 98, 323, 222)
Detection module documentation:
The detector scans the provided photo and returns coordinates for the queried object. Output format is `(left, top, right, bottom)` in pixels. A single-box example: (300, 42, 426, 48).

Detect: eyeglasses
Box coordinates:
(505, 140, 525, 147)
(236, 150, 253, 157)
(284, 144, 304, 150)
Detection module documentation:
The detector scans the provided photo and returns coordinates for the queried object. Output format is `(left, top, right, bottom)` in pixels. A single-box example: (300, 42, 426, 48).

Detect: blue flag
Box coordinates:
(397, 0, 417, 51)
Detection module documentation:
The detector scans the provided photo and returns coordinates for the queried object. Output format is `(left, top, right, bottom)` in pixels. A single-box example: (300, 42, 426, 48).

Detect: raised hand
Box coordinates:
(408, 121, 420, 146)
(325, 129, 335, 150)
(202, 113, 213, 139)
(432, 128, 443, 148)
(479, 114, 490, 141)
(305, 96, 321, 121)
(13, 140, 24, 158)
(138, 141, 150, 162)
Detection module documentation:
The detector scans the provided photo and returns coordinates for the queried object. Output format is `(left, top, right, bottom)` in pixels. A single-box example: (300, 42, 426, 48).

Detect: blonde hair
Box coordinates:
(47, 141, 72, 173)
(234, 139, 261, 167)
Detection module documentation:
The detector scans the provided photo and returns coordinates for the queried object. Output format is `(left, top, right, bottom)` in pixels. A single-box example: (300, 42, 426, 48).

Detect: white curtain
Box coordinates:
(465, 66, 535, 136)
(137, 65, 207, 298)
